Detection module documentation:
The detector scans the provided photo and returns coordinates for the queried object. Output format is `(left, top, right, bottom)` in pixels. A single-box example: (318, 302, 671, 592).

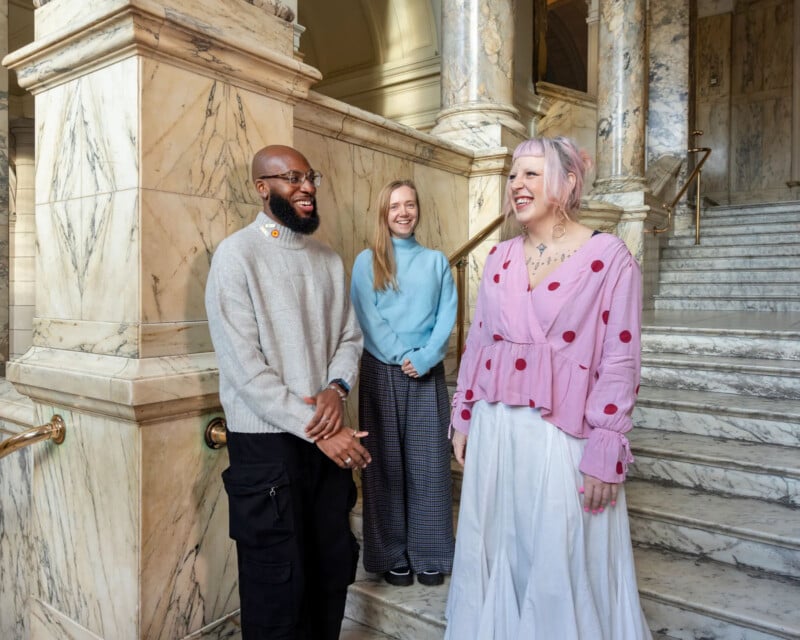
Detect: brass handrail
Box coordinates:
(204, 417, 227, 449)
(653, 131, 712, 244)
(0, 415, 66, 460)
(448, 214, 506, 367)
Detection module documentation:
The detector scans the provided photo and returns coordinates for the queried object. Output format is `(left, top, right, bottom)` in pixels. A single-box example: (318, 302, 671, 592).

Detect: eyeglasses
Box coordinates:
(259, 170, 323, 187)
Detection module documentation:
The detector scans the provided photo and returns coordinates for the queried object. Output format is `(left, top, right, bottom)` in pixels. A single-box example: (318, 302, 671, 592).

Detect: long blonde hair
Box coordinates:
(371, 179, 420, 291)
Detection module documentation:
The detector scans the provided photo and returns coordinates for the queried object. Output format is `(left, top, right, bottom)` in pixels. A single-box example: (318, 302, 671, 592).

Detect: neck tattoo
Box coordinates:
(536, 242, 547, 256)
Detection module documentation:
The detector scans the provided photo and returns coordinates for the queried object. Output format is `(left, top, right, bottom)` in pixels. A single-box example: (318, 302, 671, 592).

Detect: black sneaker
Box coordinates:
(417, 570, 444, 586)
(384, 566, 413, 587)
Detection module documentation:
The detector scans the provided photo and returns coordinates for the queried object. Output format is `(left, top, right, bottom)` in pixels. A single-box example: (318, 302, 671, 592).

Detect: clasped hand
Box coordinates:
(304, 387, 371, 469)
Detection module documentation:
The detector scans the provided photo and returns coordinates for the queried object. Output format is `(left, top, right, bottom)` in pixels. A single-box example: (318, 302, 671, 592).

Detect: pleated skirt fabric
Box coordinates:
(444, 401, 652, 640)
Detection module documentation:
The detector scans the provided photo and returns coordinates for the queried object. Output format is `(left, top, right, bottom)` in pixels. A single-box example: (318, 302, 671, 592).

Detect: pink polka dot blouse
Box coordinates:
(451, 233, 642, 483)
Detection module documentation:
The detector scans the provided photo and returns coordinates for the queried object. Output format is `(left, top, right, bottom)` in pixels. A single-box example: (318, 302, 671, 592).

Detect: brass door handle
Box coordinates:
(0, 415, 66, 460)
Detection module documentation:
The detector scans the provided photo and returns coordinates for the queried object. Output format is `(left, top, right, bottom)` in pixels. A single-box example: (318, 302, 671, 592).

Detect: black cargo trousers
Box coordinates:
(223, 430, 359, 640)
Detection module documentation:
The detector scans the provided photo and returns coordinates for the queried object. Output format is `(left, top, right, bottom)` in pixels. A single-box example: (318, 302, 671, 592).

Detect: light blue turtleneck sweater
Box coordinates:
(350, 235, 457, 376)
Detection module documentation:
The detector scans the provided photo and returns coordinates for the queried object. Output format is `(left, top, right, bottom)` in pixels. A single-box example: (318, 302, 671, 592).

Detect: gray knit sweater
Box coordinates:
(205, 212, 363, 440)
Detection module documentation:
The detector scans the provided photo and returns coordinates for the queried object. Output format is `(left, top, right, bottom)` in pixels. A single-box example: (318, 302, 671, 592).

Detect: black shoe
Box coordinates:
(384, 566, 413, 587)
(417, 570, 444, 586)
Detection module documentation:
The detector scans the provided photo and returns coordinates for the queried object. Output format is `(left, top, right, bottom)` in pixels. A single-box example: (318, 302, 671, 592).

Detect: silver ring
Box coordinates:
(344, 456, 352, 466)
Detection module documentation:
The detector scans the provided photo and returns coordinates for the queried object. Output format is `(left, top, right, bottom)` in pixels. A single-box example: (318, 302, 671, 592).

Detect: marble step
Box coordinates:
(626, 479, 800, 580)
(641, 325, 800, 361)
(347, 499, 680, 639)
(341, 617, 401, 640)
(659, 267, 800, 284)
(634, 387, 800, 447)
(635, 547, 800, 640)
(653, 295, 800, 312)
(667, 229, 800, 247)
(659, 254, 800, 271)
(680, 210, 800, 229)
(661, 243, 799, 260)
(640, 351, 800, 399)
(657, 282, 800, 298)
(699, 201, 800, 219)
(628, 428, 800, 506)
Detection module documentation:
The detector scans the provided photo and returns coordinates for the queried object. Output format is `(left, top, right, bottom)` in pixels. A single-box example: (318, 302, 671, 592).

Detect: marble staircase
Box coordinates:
(341, 201, 800, 639)
(629, 200, 800, 639)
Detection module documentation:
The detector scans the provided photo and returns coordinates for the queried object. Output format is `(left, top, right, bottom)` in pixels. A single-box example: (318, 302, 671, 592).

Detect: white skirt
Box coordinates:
(444, 401, 652, 640)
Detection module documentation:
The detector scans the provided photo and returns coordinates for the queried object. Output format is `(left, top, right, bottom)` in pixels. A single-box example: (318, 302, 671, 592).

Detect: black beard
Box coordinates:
(268, 192, 320, 235)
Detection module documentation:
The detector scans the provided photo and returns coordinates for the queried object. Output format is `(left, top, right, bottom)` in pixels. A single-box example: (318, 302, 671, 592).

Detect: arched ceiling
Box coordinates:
(298, 0, 439, 81)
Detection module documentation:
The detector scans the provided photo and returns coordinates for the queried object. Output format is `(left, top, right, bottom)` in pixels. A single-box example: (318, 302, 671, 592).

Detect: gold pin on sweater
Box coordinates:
(260, 223, 280, 239)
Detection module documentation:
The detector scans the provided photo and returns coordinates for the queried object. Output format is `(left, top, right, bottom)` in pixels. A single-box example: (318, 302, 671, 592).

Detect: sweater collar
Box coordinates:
(254, 211, 308, 249)
(391, 234, 420, 251)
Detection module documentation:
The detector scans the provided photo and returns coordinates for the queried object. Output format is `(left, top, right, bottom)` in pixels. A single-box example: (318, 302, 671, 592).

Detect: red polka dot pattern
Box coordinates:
(635, 384, 640, 395)
(602, 310, 609, 324)
(529, 399, 536, 408)
(461, 409, 471, 421)
(563, 331, 576, 343)
(493, 334, 503, 341)
(515, 358, 527, 371)
(493, 274, 500, 283)
(547, 282, 560, 291)
(485, 359, 492, 370)
(503, 260, 511, 269)
(616, 461, 624, 475)
(489, 246, 497, 254)
(591, 260, 605, 272)
(579, 364, 588, 370)
(619, 330, 632, 343)
(604, 403, 618, 415)
(465, 389, 474, 400)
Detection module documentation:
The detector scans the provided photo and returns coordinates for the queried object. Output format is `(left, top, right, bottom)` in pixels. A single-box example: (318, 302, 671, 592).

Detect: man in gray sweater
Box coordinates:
(205, 145, 371, 639)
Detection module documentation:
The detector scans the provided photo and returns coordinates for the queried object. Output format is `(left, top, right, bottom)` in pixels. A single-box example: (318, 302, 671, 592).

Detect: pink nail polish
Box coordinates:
(610, 500, 617, 507)
(578, 486, 585, 494)
(599, 507, 604, 513)
(584, 506, 589, 512)
(592, 509, 598, 515)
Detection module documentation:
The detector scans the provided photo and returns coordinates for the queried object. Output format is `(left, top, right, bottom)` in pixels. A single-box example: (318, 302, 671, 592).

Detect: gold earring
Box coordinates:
(551, 212, 566, 239)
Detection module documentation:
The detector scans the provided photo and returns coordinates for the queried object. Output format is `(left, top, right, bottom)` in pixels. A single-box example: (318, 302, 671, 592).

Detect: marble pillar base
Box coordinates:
(431, 103, 527, 151)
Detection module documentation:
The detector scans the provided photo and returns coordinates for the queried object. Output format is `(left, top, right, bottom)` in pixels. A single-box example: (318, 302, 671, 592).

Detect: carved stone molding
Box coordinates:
(244, 0, 295, 22)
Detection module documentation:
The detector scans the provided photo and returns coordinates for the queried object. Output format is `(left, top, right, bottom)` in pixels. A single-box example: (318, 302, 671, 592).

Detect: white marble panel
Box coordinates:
(29, 598, 105, 640)
(31, 407, 139, 639)
(412, 166, 469, 258)
(140, 60, 227, 200)
(140, 414, 237, 639)
(34, 60, 138, 205)
(226, 85, 294, 205)
(0, 430, 32, 640)
(141, 191, 228, 324)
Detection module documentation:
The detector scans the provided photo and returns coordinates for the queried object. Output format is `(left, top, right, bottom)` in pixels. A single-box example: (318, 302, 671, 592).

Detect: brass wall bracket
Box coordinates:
(204, 417, 227, 449)
(0, 415, 66, 460)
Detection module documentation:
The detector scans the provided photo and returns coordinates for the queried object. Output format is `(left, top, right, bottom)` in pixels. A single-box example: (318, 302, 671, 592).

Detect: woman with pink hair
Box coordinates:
(445, 136, 651, 639)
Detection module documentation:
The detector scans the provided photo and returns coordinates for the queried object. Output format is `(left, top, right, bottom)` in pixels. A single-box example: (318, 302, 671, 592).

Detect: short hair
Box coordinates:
(371, 179, 419, 291)
(502, 136, 592, 222)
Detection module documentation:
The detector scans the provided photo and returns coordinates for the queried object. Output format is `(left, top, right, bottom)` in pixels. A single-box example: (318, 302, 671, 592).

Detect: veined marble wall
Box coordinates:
(0, 0, 8, 374)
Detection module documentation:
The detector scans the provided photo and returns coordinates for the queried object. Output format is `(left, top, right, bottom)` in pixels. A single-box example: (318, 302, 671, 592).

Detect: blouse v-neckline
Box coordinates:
(520, 232, 598, 293)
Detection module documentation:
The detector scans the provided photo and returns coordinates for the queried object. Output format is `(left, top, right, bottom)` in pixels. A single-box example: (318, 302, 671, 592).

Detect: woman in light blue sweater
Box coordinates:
(351, 179, 457, 587)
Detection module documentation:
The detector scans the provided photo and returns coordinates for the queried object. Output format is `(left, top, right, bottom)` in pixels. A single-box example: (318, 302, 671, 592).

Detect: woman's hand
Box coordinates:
(580, 474, 619, 514)
(401, 358, 420, 378)
(452, 430, 468, 466)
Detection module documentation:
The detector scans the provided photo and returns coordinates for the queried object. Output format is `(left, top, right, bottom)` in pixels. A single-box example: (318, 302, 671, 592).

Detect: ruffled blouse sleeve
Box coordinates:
(578, 252, 642, 483)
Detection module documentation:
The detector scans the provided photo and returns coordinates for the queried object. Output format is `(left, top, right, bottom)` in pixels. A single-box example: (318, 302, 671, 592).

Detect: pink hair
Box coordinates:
(502, 136, 592, 222)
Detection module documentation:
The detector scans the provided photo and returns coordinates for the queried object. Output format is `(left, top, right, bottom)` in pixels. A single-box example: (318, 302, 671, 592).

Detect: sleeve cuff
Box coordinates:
(578, 428, 634, 483)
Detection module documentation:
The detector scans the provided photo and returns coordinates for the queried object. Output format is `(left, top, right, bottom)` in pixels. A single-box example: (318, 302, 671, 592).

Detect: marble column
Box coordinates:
(0, 0, 7, 375)
(594, 0, 647, 194)
(585, 0, 599, 97)
(9, 119, 34, 360)
(431, 0, 527, 149)
(589, 0, 664, 307)
(2, 0, 320, 638)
